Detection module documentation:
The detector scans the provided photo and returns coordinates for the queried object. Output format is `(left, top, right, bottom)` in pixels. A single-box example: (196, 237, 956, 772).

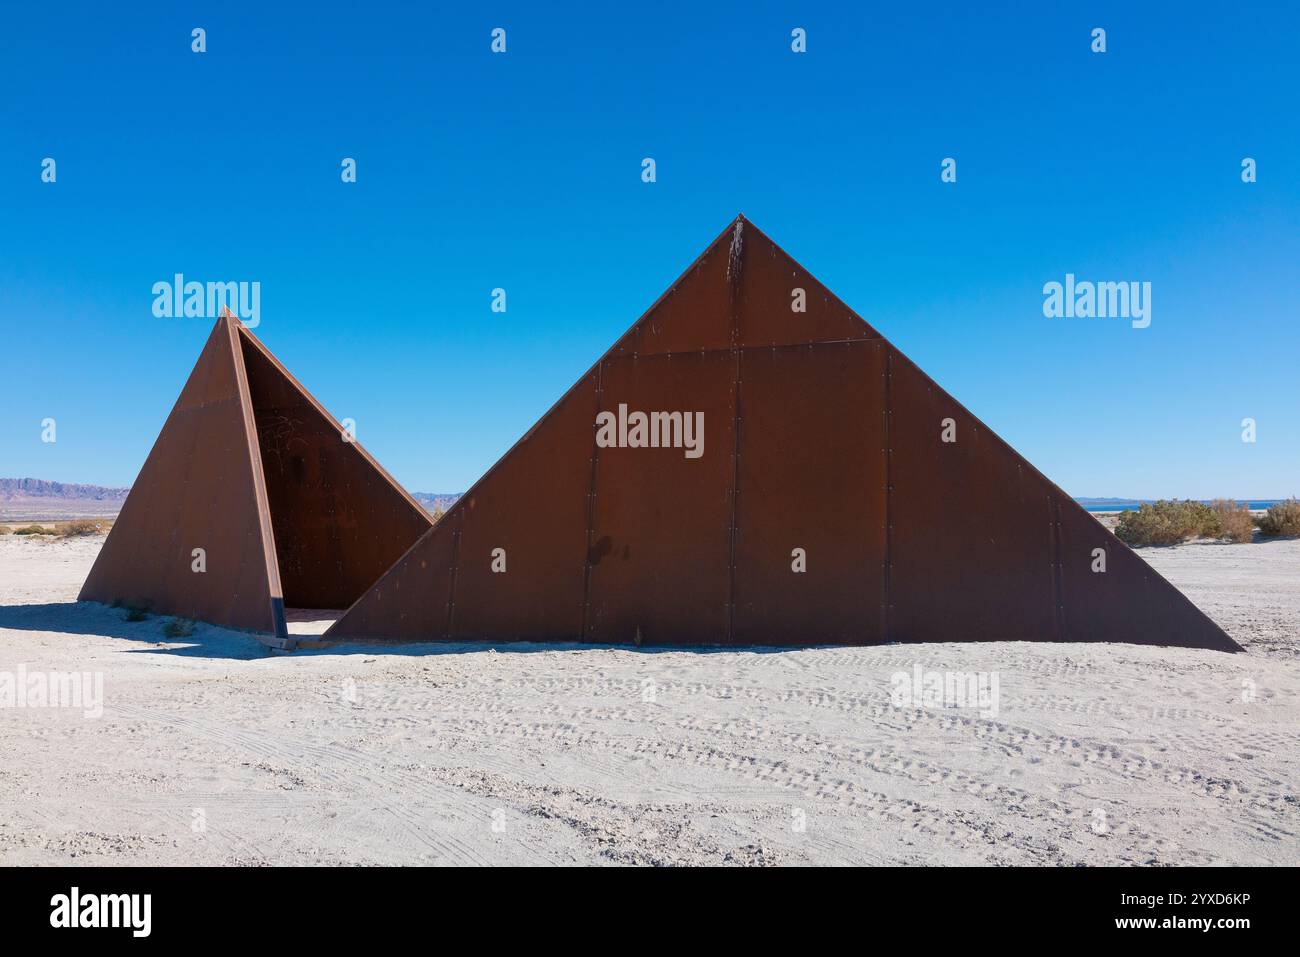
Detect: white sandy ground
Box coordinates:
(0, 534, 1297, 866)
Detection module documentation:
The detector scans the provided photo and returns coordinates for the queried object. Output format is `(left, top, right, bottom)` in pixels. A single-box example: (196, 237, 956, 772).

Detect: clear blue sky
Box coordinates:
(3, 2, 1296, 499)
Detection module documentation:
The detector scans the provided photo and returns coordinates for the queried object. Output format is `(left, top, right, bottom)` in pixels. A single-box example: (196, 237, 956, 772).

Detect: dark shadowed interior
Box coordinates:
(239, 332, 431, 610)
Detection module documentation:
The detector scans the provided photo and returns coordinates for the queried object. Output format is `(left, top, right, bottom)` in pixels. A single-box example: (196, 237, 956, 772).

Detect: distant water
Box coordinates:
(1082, 500, 1285, 513)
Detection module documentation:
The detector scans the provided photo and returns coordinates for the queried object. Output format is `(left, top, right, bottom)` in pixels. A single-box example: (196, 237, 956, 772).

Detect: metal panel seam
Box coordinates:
(883, 348, 893, 641)
(581, 362, 603, 638)
(725, 221, 745, 642)
(445, 524, 461, 639)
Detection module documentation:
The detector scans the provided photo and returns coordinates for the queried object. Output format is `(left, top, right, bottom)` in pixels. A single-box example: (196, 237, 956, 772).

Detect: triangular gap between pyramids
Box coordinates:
(326, 216, 1241, 653)
(79, 315, 432, 646)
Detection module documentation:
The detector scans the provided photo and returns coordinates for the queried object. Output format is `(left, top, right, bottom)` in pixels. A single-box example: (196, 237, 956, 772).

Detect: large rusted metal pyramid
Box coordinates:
(79, 312, 432, 645)
(327, 216, 1240, 652)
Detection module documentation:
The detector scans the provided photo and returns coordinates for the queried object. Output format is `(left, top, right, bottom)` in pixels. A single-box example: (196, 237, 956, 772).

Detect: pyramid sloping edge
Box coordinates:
(79, 316, 285, 638)
(325, 217, 1242, 653)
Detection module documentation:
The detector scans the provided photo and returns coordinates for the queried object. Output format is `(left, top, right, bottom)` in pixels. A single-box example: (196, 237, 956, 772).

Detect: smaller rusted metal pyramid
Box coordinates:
(79, 310, 432, 646)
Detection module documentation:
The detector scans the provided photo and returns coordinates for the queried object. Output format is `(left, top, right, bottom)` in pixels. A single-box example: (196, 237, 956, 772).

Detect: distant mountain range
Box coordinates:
(0, 478, 131, 501)
(0, 478, 130, 520)
(3, 479, 1279, 522)
(0, 477, 461, 521)
(410, 492, 462, 514)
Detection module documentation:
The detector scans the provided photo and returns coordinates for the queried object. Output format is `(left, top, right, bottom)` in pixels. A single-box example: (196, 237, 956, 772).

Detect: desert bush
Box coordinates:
(119, 600, 152, 622)
(12, 524, 55, 536)
(0, 526, 11, 535)
(1210, 499, 1254, 543)
(1257, 498, 1300, 538)
(162, 618, 195, 639)
(1114, 500, 1221, 547)
(56, 519, 104, 537)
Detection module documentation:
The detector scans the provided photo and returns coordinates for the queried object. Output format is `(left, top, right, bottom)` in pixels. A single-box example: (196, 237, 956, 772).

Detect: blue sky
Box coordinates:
(2, 2, 1296, 498)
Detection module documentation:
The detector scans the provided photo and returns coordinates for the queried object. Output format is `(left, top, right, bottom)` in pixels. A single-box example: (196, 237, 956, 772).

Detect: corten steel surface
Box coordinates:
(335, 513, 459, 641)
(887, 347, 1058, 643)
(79, 317, 283, 635)
(731, 341, 886, 645)
(239, 331, 433, 610)
(328, 216, 1242, 653)
(1051, 493, 1231, 648)
(586, 351, 736, 644)
(79, 315, 431, 644)
(735, 223, 880, 347)
(448, 374, 596, 640)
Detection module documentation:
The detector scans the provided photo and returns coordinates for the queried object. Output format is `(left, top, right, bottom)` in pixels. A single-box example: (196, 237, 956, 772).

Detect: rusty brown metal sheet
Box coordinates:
(886, 347, 1058, 642)
(327, 510, 459, 641)
(731, 341, 886, 644)
(80, 315, 434, 644)
(239, 328, 432, 610)
(737, 219, 881, 347)
(584, 351, 736, 644)
(1053, 492, 1240, 651)
(327, 215, 1239, 653)
(607, 219, 736, 359)
(446, 375, 596, 640)
(79, 316, 282, 634)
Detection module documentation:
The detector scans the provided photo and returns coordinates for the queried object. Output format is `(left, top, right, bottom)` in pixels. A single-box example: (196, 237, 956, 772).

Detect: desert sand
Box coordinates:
(1, 533, 1296, 866)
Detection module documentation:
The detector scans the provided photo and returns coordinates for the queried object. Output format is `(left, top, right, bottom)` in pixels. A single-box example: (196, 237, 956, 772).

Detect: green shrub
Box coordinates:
(162, 618, 195, 639)
(1257, 499, 1300, 538)
(1115, 500, 1221, 547)
(120, 600, 152, 622)
(12, 524, 55, 536)
(1211, 499, 1254, 543)
(56, 519, 104, 537)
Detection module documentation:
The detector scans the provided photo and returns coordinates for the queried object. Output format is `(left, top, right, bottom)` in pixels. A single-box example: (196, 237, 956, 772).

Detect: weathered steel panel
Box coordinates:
(447, 375, 596, 640)
(240, 330, 432, 610)
(328, 511, 459, 641)
(585, 351, 735, 644)
(81, 315, 433, 644)
(325, 215, 1240, 653)
(79, 317, 281, 633)
(1053, 493, 1240, 651)
(737, 219, 881, 347)
(887, 348, 1057, 642)
(731, 341, 886, 644)
(607, 220, 735, 359)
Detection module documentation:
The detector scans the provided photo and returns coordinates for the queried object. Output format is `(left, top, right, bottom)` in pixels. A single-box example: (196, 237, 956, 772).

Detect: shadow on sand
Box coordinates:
(0, 600, 805, 662)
